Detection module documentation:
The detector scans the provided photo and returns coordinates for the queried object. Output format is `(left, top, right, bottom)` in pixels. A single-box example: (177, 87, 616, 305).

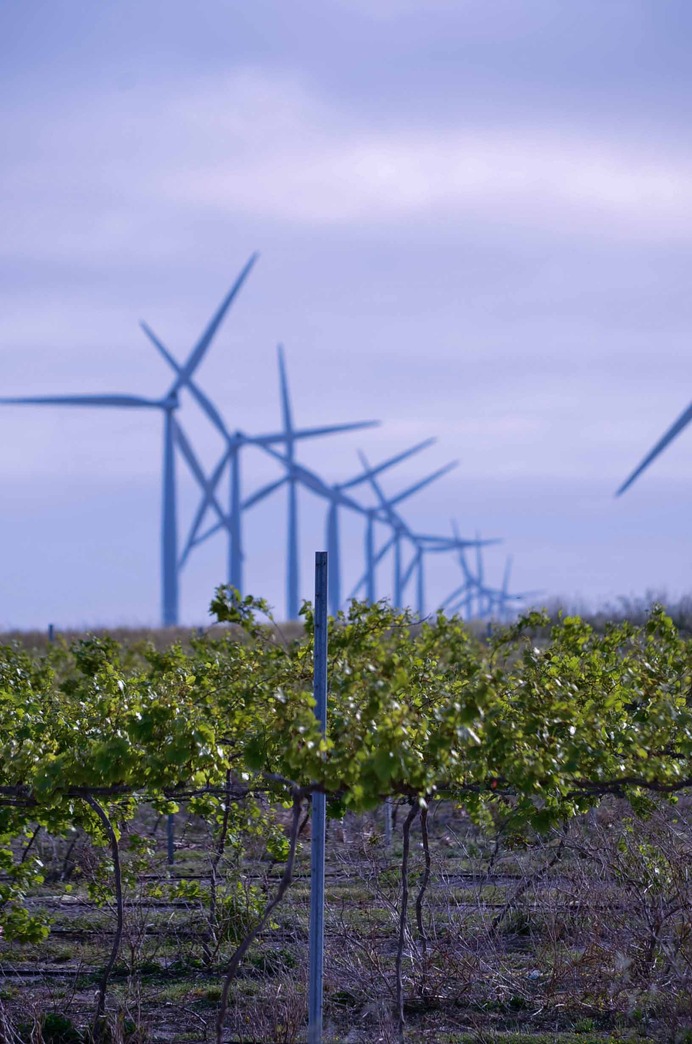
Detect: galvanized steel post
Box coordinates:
(308, 551, 328, 1044)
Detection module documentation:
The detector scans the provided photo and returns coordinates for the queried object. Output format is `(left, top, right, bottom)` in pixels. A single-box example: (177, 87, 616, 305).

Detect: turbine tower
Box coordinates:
(0, 255, 258, 625)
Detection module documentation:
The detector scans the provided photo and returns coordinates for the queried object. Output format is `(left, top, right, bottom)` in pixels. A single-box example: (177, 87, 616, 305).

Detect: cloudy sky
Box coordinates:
(1, 0, 691, 629)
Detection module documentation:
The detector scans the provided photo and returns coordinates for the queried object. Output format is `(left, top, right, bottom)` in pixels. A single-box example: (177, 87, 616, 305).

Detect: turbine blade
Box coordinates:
(389, 460, 459, 507)
(289, 464, 362, 514)
(0, 394, 163, 408)
(249, 420, 379, 447)
(181, 448, 232, 560)
(346, 533, 396, 601)
(400, 555, 418, 589)
(253, 444, 359, 511)
(290, 465, 330, 498)
(357, 451, 452, 548)
(373, 533, 396, 567)
(456, 544, 473, 584)
(242, 475, 287, 511)
(617, 401, 692, 495)
(441, 581, 470, 608)
(347, 572, 367, 600)
(357, 450, 393, 520)
(181, 380, 230, 439)
(175, 253, 258, 388)
(141, 323, 231, 439)
(277, 344, 294, 437)
(172, 422, 226, 523)
(416, 533, 501, 548)
(339, 437, 436, 490)
(290, 420, 379, 440)
(189, 518, 226, 549)
(141, 322, 180, 371)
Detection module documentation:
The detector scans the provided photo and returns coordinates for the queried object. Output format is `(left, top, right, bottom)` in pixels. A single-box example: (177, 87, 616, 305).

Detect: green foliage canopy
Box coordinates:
(1, 592, 692, 937)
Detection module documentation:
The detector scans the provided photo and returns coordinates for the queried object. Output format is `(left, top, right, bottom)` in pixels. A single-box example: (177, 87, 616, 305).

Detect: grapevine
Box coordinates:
(0, 593, 691, 1038)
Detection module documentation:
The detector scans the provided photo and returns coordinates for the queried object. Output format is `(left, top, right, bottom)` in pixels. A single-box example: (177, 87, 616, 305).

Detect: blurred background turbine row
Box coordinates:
(1, 0, 691, 628)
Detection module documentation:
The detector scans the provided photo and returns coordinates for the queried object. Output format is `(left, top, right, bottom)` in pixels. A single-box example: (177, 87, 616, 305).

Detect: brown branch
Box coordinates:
(83, 795, 124, 1039)
(215, 791, 304, 1044)
(415, 805, 431, 960)
(568, 775, 692, 796)
(491, 822, 568, 931)
(204, 770, 234, 966)
(299, 801, 311, 838)
(60, 829, 82, 882)
(396, 802, 419, 1043)
(19, 824, 41, 864)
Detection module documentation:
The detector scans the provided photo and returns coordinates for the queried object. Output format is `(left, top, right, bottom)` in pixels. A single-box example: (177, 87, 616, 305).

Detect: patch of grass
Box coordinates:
(18, 1013, 85, 1044)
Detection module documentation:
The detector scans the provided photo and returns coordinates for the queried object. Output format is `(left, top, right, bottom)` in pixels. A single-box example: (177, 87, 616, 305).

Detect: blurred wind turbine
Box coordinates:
(401, 529, 497, 618)
(248, 457, 368, 617)
(324, 439, 437, 614)
(0, 254, 258, 625)
(228, 439, 437, 617)
(440, 522, 491, 620)
(490, 557, 542, 621)
(204, 345, 379, 619)
(354, 451, 459, 610)
(140, 331, 376, 601)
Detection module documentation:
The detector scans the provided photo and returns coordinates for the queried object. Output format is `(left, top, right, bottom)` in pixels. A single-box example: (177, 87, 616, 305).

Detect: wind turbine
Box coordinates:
(400, 522, 500, 619)
(617, 398, 692, 496)
(443, 548, 497, 620)
(488, 557, 542, 621)
(445, 561, 540, 622)
(182, 342, 379, 618)
(439, 522, 492, 620)
(139, 329, 377, 602)
(353, 452, 459, 610)
(215, 440, 439, 618)
(251, 454, 371, 618)
(273, 345, 382, 619)
(0, 255, 258, 625)
(323, 439, 438, 615)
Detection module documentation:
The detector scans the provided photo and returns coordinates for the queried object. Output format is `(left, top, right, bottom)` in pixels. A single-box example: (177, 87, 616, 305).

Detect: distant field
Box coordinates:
(4, 589, 692, 649)
(0, 620, 308, 652)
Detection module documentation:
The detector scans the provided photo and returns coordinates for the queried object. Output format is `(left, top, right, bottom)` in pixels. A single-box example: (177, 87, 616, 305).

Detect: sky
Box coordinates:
(1, 0, 692, 629)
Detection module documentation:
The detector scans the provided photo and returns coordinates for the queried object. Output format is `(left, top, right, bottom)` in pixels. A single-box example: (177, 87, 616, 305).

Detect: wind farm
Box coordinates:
(6, 6, 692, 1043)
(0, 255, 526, 627)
